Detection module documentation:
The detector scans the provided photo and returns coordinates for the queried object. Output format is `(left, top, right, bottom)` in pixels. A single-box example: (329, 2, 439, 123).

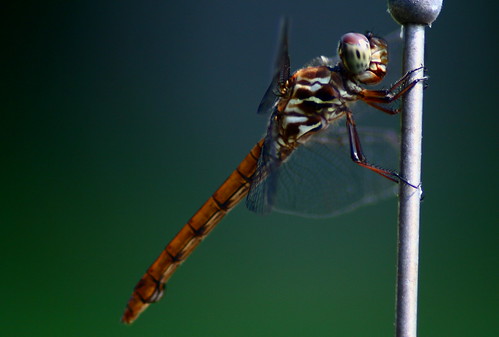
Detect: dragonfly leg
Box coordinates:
(359, 66, 427, 114)
(385, 66, 427, 95)
(346, 111, 417, 188)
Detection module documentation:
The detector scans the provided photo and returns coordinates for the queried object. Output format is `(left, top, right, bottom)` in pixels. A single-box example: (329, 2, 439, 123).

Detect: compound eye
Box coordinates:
(338, 33, 371, 74)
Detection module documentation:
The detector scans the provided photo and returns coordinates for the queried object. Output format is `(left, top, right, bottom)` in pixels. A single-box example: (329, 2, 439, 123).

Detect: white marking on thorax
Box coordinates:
(281, 115, 308, 129)
(297, 75, 330, 83)
(307, 83, 325, 92)
(297, 121, 322, 138)
(288, 96, 342, 108)
(284, 106, 306, 114)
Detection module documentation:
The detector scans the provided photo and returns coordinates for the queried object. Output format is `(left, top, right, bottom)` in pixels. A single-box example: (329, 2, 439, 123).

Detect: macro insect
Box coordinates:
(122, 21, 425, 324)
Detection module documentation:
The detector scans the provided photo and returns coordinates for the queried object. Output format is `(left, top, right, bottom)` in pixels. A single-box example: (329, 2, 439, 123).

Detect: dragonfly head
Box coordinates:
(338, 32, 389, 85)
(338, 33, 371, 75)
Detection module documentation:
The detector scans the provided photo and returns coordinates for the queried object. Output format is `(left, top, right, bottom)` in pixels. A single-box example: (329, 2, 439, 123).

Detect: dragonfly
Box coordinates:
(121, 20, 425, 324)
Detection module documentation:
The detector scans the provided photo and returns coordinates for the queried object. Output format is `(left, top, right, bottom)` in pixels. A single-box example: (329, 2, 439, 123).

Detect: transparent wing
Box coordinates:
(271, 125, 400, 218)
(246, 112, 281, 213)
(257, 18, 290, 115)
(246, 123, 400, 218)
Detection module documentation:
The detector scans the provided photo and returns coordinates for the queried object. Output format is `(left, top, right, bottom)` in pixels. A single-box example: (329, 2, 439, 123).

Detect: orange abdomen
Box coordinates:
(122, 139, 264, 324)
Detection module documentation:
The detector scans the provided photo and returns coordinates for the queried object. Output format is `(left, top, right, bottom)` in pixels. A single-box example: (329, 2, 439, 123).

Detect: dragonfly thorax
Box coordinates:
(271, 66, 356, 160)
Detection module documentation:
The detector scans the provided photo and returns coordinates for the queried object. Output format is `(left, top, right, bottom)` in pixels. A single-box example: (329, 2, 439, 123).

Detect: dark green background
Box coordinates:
(3, 1, 497, 336)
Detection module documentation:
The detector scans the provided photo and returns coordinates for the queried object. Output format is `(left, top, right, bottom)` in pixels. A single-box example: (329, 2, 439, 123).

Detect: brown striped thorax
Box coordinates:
(272, 32, 389, 161)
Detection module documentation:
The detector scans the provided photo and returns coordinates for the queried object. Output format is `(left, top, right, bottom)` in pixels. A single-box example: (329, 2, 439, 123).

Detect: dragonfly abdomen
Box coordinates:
(122, 139, 264, 324)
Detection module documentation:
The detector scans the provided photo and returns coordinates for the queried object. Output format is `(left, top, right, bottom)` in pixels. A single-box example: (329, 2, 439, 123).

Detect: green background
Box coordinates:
(3, 1, 497, 336)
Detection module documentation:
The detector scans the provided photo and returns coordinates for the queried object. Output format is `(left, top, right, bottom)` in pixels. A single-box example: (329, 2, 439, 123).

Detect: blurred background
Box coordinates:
(3, 1, 497, 336)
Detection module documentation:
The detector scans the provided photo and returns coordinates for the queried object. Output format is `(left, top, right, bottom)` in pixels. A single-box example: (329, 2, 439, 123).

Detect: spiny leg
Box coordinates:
(346, 111, 416, 187)
(384, 66, 426, 96)
(359, 66, 427, 114)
